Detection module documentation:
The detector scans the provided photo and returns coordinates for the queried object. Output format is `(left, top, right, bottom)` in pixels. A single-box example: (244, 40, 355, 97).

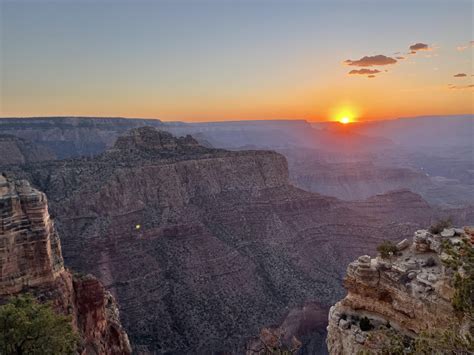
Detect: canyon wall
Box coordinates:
(2, 127, 452, 353)
(0, 117, 163, 158)
(0, 176, 131, 354)
(0, 134, 56, 165)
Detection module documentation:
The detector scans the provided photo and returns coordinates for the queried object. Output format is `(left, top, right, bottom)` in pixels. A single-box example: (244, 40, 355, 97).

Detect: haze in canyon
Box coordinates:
(0, 0, 472, 354)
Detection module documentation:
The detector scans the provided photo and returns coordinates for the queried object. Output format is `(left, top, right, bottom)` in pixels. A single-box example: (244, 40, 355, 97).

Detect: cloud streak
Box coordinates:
(449, 84, 474, 90)
(453, 73, 467, 77)
(348, 68, 381, 75)
(344, 55, 397, 67)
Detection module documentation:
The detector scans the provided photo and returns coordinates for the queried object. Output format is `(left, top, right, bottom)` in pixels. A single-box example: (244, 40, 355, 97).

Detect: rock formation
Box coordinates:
(0, 176, 131, 354)
(0, 117, 164, 158)
(3, 127, 472, 353)
(327, 226, 474, 354)
(0, 134, 56, 165)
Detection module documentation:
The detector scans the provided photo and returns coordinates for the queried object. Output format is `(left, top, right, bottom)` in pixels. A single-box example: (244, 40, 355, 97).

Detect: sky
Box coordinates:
(0, 0, 472, 122)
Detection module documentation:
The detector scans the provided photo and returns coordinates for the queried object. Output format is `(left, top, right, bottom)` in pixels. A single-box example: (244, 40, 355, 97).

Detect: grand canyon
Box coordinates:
(1, 0, 473, 353)
(0, 116, 472, 353)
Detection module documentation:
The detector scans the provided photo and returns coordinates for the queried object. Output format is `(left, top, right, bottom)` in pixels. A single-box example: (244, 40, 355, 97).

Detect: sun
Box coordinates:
(339, 117, 351, 124)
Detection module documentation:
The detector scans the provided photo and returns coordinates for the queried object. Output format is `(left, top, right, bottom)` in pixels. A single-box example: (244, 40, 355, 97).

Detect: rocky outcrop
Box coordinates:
(0, 177, 131, 354)
(0, 176, 64, 293)
(327, 226, 473, 354)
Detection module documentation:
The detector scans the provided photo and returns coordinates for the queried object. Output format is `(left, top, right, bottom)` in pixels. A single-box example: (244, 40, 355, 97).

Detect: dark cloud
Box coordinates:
(396, 56, 405, 60)
(348, 69, 381, 75)
(409, 43, 431, 53)
(453, 73, 467, 77)
(344, 55, 397, 67)
(367, 75, 376, 78)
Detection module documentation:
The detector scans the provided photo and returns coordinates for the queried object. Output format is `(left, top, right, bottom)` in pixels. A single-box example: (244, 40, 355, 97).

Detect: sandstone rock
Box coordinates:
(327, 226, 467, 354)
(358, 255, 371, 264)
(0, 178, 131, 354)
(396, 238, 410, 251)
(339, 318, 350, 330)
(354, 332, 366, 344)
(440, 228, 455, 238)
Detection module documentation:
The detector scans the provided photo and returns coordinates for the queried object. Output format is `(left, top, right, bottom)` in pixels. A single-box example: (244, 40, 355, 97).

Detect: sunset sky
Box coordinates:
(1, 0, 472, 122)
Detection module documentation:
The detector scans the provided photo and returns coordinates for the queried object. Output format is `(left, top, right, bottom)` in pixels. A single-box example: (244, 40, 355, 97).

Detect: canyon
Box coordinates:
(1, 116, 472, 209)
(0, 176, 131, 354)
(0, 117, 473, 353)
(2, 125, 470, 353)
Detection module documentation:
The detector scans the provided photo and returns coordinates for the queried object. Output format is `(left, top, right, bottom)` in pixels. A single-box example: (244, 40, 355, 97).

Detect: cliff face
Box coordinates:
(0, 177, 131, 354)
(290, 161, 430, 201)
(327, 226, 473, 354)
(0, 135, 56, 165)
(2, 127, 451, 353)
(0, 117, 164, 158)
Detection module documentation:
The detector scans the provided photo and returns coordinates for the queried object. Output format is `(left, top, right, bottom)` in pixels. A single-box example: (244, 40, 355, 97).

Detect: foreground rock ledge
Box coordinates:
(326, 226, 474, 354)
(0, 176, 131, 354)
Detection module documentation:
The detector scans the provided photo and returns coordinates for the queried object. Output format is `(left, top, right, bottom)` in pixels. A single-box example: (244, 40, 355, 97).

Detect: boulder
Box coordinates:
(440, 228, 455, 238)
(396, 238, 410, 251)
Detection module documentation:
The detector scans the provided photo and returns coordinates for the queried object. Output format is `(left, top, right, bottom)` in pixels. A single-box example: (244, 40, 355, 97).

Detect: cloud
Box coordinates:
(344, 55, 397, 67)
(348, 69, 381, 75)
(449, 84, 474, 90)
(395, 56, 405, 60)
(453, 73, 467, 77)
(409, 43, 432, 54)
(367, 75, 376, 78)
(457, 45, 468, 51)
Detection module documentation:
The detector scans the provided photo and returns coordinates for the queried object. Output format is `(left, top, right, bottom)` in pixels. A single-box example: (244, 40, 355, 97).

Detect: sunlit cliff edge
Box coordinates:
(0, 176, 131, 354)
(327, 225, 474, 354)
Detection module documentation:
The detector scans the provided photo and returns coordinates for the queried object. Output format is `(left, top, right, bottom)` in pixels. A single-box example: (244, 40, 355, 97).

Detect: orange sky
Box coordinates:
(1, 1, 472, 122)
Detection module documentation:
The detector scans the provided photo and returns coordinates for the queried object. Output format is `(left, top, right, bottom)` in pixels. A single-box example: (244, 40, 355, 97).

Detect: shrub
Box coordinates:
(441, 238, 474, 316)
(0, 294, 78, 354)
(377, 241, 398, 259)
(452, 272, 474, 315)
(429, 218, 452, 234)
(359, 316, 373, 331)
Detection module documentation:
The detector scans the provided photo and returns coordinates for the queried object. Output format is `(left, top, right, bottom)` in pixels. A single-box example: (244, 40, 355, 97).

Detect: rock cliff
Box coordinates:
(327, 226, 474, 354)
(0, 117, 164, 158)
(0, 176, 131, 354)
(0, 134, 56, 165)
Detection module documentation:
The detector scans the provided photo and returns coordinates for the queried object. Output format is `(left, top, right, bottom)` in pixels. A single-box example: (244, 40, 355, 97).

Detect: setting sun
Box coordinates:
(340, 117, 351, 124)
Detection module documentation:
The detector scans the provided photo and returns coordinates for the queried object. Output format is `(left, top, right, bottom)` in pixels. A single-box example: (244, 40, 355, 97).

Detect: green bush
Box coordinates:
(429, 218, 452, 234)
(441, 238, 474, 316)
(377, 241, 398, 259)
(0, 294, 78, 354)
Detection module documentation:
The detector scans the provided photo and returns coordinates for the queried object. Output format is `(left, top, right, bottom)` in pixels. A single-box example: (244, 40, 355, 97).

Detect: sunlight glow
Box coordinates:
(340, 117, 350, 124)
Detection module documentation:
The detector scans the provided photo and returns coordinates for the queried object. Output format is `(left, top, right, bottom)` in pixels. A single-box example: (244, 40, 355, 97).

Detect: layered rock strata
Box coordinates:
(4, 127, 471, 353)
(0, 177, 131, 354)
(327, 226, 473, 354)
